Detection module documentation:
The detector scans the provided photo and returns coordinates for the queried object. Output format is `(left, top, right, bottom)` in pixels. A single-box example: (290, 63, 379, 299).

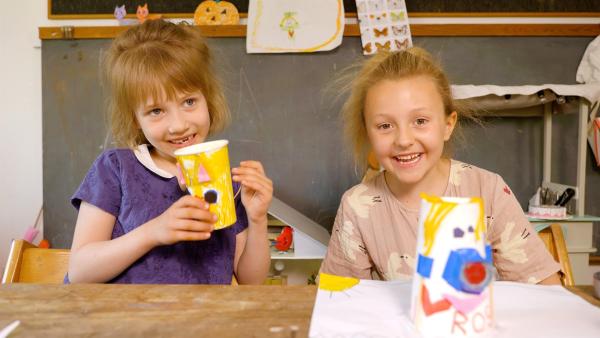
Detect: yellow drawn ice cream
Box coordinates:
(174, 140, 236, 230)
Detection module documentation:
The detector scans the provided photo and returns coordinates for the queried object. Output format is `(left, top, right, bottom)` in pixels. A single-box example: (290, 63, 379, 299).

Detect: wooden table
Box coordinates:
(0, 284, 597, 337)
(0, 284, 317, 337)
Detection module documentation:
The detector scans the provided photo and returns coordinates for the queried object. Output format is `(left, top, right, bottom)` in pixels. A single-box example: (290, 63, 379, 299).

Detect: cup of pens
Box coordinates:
(174, 140, 237, 230)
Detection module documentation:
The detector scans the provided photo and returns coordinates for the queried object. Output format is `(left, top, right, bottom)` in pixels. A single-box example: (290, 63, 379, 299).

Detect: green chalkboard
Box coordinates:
(49, 0, 600, 18)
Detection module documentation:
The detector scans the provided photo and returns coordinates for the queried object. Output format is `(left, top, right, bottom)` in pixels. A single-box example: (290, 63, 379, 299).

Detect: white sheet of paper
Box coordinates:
(246, 0, 344, 53)
(309, 280, 600, 338)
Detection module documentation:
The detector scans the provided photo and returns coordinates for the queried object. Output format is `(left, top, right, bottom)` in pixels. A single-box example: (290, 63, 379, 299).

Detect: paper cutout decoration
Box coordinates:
(174, 140, 237, 230)
(246, 0, 344, 53)
(356, 0, 413, 55)
(114, 5, 138, 26)
(411, 194, 494, 337)
(114, 5, 126, 22)
(194, 0, 240, 25)
(136, 3, 162, 24)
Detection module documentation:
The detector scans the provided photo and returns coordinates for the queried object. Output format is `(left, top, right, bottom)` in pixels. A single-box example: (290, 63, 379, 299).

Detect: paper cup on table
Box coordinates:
(411, 194, 494, 337)
(174, 140, 236, 230)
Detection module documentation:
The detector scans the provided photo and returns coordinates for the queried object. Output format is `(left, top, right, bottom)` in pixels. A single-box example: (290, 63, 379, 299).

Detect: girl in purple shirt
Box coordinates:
(68, 20, 272, 284)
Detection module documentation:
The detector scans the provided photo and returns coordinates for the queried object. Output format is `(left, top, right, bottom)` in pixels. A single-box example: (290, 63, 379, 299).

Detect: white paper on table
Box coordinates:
(309, 279, 420, 338)
(309, 279, 600, 338)
(246, 0, 344, 53)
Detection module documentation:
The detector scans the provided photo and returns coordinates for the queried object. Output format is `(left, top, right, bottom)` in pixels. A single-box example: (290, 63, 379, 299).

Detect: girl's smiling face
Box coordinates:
(364, 75, 457, 193)
(135, 90, 211, 167)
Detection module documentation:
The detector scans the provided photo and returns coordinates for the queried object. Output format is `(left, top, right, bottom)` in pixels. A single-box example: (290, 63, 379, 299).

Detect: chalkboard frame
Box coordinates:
(48, 0, 600, 19)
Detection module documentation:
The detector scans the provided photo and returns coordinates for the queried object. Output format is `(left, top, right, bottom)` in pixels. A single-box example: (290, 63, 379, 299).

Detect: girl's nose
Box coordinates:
(167, 110, 189, 134)
(394, 125, 415, 148)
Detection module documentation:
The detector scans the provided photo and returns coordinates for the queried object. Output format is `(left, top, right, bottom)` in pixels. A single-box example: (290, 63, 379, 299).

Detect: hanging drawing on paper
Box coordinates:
(246, 0, 344, 53)
(280, 12, 299, 39)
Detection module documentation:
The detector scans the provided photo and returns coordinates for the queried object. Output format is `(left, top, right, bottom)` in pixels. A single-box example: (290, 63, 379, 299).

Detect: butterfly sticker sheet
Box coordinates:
(356, 0, 413, 55)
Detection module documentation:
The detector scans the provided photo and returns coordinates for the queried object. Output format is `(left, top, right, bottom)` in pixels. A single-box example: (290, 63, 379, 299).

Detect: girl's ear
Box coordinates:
(443, 111, 458, 141)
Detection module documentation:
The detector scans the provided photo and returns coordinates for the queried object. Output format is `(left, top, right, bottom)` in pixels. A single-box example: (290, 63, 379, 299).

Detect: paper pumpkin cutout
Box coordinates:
(194, 0, 240, 25)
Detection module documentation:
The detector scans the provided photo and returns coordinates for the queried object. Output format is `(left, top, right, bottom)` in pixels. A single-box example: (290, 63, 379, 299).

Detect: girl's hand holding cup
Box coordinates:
(146, 195, 216, 246)
(231, 160, 273, 224)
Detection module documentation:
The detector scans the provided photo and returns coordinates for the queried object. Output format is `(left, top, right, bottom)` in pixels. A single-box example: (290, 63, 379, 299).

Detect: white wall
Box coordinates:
(0, 1, 118, 272)
(0, 1, 44, 272)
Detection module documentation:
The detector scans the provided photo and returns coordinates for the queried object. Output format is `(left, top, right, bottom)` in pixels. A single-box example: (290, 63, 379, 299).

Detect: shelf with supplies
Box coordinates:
(38, 23, 600, 40)
(264, 197, 329, 285)
(454, 84, 600, 284)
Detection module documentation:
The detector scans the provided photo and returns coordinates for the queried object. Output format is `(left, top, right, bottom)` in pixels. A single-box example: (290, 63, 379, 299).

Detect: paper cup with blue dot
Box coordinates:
(174, 140, 237, 230)
(411, 194, 494, 337)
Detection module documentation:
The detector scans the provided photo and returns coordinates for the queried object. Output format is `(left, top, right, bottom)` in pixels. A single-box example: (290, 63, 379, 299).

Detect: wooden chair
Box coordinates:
(538, 224, 574, 286)
(2, 239, 70, 283)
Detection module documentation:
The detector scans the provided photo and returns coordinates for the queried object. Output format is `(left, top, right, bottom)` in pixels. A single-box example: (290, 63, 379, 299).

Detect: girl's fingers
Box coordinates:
(175, 195, 209, 210)
(232, 168, 272, 185)
(174, 208, 217, 223)
(176, 230, 212, 241)
(239, 177, 273, 196)
(234, 161, 266, 175)
(232, 174, 272, 190)
(174, 219, 215, 232)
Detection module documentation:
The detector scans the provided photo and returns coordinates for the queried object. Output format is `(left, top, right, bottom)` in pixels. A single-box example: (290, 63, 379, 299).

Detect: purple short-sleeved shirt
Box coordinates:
(69, 145, 248, 284)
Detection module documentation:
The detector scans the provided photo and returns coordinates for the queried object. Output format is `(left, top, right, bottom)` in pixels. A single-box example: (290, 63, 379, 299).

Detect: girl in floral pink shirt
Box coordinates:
(320, 47, 561, 285)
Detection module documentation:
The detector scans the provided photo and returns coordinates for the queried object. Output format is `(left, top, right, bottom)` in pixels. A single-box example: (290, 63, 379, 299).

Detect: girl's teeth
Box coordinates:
(173, 136, 191, 144)
(395, 154, 420, 162)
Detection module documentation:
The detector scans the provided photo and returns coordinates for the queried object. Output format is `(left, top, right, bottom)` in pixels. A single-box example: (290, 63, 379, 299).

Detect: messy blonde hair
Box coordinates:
(341, 47, 477, 171)
(105, 19, 230, 148)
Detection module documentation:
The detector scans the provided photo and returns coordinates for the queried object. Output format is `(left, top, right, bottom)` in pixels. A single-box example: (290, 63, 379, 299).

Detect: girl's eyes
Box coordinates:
(183, 97, 196, 107)
(377, 123, 392, 130)
(148, 108, 162, 116)
(415, 118, 428, 126)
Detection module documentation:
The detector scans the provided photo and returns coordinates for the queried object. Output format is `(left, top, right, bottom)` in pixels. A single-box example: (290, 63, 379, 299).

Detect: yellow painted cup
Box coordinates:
(174, 140, 237, 230)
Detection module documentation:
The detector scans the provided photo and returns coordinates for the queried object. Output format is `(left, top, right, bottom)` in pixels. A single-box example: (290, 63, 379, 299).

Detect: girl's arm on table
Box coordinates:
(68, 196, 214, 283)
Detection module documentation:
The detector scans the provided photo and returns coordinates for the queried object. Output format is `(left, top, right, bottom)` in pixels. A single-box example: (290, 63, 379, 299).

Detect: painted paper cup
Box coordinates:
(174, 140, 236, 230)
(411, 194, 494, 337)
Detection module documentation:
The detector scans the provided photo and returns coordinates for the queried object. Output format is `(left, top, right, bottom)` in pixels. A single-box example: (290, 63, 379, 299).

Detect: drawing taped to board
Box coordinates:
(246, 0, 345, 53)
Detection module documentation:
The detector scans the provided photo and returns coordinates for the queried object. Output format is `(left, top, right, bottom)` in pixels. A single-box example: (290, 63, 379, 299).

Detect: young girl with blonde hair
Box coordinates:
(320, 47, 561, 285)
(67, 20, 272, 284)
